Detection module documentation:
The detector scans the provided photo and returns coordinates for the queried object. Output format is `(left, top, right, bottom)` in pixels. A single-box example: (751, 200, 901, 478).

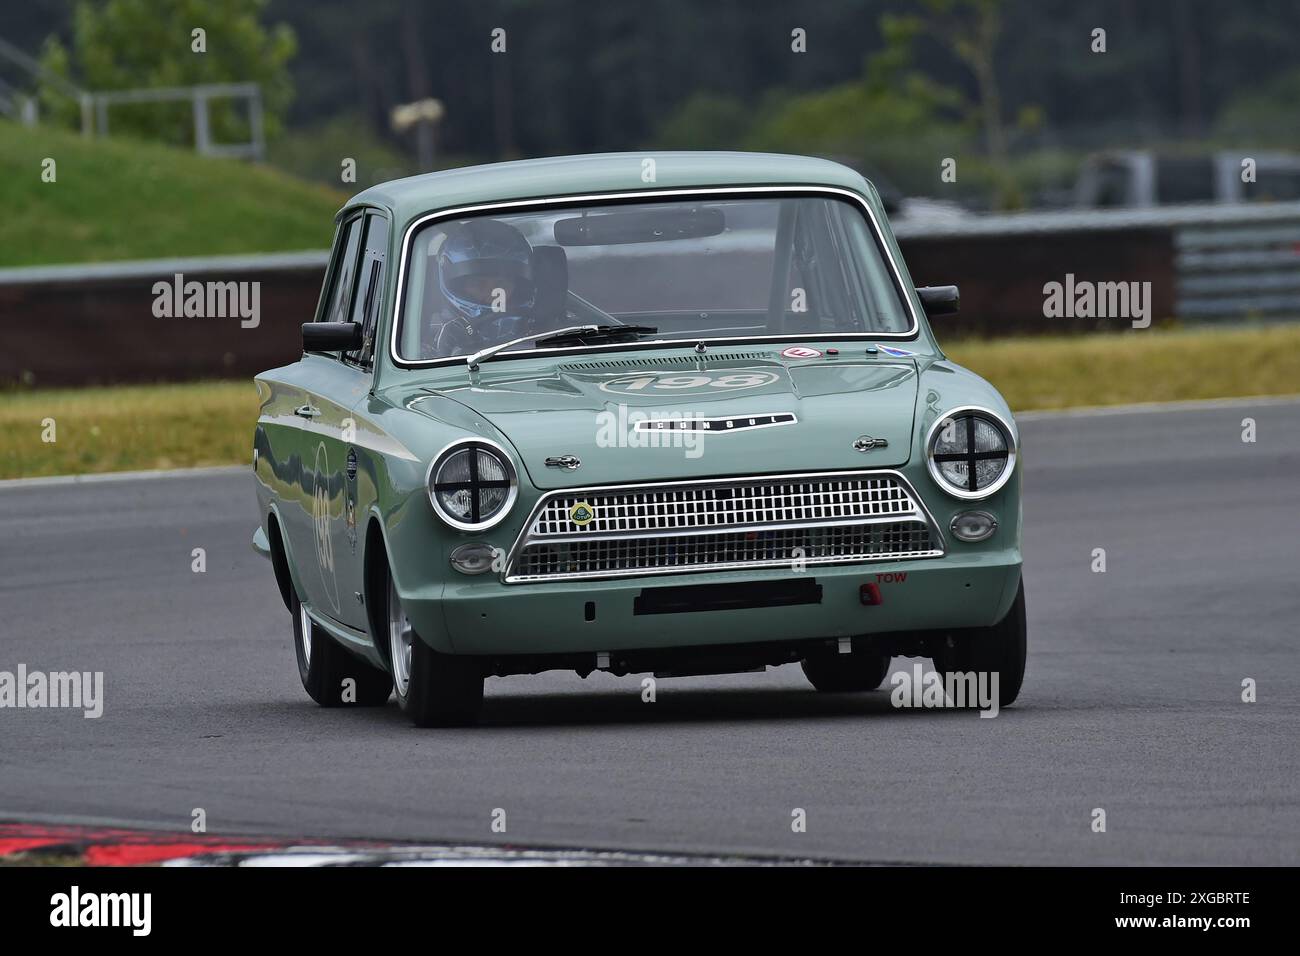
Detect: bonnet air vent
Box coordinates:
(560, 351, 772, 372)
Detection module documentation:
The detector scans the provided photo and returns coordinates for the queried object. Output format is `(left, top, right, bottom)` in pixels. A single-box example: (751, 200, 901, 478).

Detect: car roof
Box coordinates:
(345, 151, 877, 228)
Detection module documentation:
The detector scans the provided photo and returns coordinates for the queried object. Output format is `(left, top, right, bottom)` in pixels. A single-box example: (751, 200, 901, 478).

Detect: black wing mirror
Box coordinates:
(302, 322, 363, 351)
(917, 285, 960, 316)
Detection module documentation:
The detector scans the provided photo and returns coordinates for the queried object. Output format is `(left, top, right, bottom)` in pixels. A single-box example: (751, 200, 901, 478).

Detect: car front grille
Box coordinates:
(504, 471, 944, 582)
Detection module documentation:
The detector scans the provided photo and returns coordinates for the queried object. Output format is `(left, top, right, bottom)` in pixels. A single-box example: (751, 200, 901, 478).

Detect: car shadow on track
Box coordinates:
(267, 670, 1020, 730)
(256, 687, 1011, 733)
(470, 685, 1004, 729)
(455, 657, 1022, 728)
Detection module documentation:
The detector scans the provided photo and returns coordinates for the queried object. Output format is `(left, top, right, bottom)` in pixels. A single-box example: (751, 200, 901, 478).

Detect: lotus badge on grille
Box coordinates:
(569, 501, 596, 526)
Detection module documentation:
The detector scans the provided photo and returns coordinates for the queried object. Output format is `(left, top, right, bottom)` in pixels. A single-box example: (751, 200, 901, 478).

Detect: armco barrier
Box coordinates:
(896, 200, 1300, 335)
(0, 251, 327, 387)
(2, 203, 1297, 386)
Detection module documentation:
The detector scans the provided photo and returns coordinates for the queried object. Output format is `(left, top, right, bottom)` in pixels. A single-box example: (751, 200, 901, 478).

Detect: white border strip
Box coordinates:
(1016, 393, 1300, 421)
(0, 464, 245, 490)
(0, 250, 328, 287)
(892, 199, 1300, 241)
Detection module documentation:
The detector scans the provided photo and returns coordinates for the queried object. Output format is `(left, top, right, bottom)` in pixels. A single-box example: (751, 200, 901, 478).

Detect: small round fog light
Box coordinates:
(950, 511, 997, 542)
(450, 542, 499, 575)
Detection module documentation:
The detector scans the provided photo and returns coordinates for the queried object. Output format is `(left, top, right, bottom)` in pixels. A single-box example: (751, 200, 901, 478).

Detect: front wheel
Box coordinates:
(932, 579, 1027, 708)
(386, 571, 484, 727)
(291, 591, 392, 707)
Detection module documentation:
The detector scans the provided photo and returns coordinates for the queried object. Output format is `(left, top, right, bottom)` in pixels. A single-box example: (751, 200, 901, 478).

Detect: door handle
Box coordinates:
(294, 404, 320, 418)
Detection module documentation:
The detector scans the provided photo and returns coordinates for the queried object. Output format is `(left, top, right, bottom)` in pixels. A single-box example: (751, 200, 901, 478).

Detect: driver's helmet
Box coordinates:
(437, 219, 535, 323)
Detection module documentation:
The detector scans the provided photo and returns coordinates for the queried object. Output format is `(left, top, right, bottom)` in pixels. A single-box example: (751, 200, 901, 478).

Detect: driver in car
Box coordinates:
(432, 219, 537, 356)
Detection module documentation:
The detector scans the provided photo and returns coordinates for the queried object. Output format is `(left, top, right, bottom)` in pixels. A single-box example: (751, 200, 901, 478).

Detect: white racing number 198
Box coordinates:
(599, 371, 779, 395)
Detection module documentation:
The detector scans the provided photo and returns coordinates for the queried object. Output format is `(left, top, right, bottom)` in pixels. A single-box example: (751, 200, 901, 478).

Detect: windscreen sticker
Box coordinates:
(780, 346, 822, 359)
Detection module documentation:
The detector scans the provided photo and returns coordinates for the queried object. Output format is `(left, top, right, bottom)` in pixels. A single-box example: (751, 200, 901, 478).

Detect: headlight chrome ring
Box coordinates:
(426, 438, 519, 531)
(925, 406, 1016, 500)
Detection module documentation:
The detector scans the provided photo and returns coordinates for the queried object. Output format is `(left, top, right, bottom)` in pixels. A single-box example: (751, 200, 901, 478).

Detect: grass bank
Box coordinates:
(0, 121, 345, 266)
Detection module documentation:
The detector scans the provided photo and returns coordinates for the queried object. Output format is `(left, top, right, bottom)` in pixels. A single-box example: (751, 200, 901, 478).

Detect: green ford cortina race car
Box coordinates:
(251, 151, 1026, 726)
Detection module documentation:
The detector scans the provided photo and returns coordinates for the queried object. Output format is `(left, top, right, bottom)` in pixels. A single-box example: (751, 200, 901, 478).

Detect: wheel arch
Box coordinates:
(362, 510, 394, 666)
(265, 505, 298, 612)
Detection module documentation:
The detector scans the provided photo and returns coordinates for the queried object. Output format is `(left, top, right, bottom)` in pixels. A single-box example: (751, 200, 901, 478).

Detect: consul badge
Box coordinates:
(853, 435, 889, 452)
(544, 455, 581, 470)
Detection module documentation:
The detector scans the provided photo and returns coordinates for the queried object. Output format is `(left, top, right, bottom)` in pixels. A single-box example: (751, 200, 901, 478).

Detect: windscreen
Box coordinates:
(396, 195, 913, 361)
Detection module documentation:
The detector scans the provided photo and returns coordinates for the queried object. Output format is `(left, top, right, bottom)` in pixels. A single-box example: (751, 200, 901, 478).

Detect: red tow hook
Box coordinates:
(860, 582, 883, 606)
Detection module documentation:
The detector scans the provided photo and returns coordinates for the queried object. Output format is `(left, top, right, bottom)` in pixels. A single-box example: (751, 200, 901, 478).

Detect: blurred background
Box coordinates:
(8, 0, 1300, 206)
(2, 0, 1299, 476)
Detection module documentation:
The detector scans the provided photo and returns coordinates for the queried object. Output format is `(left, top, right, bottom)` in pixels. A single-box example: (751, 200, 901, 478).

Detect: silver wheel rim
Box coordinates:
(297, 602, 312, 668)
(388, 577, 413, 696)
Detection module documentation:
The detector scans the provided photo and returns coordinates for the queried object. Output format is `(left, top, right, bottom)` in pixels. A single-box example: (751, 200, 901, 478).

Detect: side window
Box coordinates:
(315, 215, 365, 357)
(347, 212, 390, 368)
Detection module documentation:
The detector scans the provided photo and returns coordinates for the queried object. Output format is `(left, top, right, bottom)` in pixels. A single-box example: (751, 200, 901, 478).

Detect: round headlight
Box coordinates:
(926, 407, 1016, 499)
(427, 439, 518, 531)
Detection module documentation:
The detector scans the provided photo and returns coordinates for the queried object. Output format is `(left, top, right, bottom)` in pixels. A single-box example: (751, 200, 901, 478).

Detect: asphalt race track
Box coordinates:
(2, 398, 1297, 865)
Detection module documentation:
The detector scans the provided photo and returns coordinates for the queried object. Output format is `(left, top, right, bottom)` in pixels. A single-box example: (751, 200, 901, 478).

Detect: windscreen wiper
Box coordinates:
(533, 324, 658, 347)
(466, 324, 658, 370)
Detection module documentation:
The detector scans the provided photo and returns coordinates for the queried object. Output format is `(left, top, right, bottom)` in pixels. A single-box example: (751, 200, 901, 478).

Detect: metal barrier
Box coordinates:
(0, 251, 328, 387)
(896, 200, 1300, 326)
(1174, 212, 1300, 319)
(3, 203, 1299, 386)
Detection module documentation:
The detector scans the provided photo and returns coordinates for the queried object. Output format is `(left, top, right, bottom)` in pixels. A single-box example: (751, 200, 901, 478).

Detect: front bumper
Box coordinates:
(403, 548, 1022, 656)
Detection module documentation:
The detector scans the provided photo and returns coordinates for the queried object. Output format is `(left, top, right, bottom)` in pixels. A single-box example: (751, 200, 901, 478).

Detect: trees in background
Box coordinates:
(37, 0, 295, 145)
(11, 0, 1300, 205)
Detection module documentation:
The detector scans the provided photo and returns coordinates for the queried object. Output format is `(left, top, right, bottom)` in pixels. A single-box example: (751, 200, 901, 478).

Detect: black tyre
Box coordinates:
(801, 649, 892, 692)
(291, 590, 392, 707)
(384, 569, 484, 727)
(932, 579, 1027, 708)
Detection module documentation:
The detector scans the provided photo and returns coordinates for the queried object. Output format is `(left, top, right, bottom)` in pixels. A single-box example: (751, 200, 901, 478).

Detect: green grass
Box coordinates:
(942, 324, 1300, 411)
(2, 326, 1297, 480)
(0, 121, 345, 266)
(2, 381, 259, 479)
(0, 852, 86, 867)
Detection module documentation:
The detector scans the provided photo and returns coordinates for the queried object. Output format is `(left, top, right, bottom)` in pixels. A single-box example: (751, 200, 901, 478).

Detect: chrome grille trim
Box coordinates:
(504, 469, 944, 583)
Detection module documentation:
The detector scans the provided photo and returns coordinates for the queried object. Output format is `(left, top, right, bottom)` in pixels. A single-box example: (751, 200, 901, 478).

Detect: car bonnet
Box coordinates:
(412, 349, 920, 490)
